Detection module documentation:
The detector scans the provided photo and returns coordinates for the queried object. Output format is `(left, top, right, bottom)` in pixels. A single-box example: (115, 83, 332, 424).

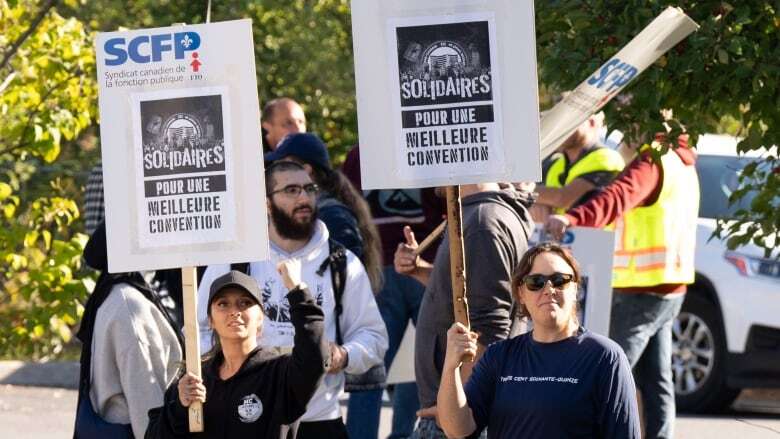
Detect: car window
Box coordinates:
(696, 155, 757, 220)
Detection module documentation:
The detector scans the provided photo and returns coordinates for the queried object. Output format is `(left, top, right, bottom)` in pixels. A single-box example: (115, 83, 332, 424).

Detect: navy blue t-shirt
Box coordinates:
(464, 328, 640, 438)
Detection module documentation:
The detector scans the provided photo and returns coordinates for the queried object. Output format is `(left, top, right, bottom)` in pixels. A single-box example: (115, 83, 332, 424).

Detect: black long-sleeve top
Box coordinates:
(145, 287, 329, 439)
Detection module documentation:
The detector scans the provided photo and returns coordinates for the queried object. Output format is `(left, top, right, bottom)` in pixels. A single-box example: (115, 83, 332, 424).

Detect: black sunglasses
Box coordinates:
(268, 183, 320, 198)
(522, 272, 574, 292)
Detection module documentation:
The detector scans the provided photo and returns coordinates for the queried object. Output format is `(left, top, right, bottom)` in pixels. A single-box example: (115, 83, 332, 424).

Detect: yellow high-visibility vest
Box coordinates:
(611, 149, 700, 287)
(544, 147, 625, 214)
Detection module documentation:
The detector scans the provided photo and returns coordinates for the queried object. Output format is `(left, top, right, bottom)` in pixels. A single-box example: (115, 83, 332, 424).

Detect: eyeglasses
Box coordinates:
(268, 183, 320, 198)
(522, 272, 574, 292)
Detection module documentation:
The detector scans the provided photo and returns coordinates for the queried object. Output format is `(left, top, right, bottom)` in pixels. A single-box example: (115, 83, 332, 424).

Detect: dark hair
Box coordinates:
(511, 242, 582, 323)
(202, 287, 264, 361)
(265, 160, 307, 194)
(310, 165, 384, 293)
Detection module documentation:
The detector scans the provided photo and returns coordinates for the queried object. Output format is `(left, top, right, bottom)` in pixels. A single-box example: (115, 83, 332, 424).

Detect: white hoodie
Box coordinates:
(197, 220, 388, 422)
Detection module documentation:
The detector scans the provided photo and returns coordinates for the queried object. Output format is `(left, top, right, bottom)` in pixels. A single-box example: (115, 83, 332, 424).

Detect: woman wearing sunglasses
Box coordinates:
(437, 243, 640, 438)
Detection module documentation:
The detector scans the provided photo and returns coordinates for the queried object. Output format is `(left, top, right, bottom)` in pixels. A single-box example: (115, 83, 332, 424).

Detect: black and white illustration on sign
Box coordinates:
(388, 13, 504, 180)
(141, 95, 225, 177)
(133, 88, 235, 248)
(397, 21, 492, 107)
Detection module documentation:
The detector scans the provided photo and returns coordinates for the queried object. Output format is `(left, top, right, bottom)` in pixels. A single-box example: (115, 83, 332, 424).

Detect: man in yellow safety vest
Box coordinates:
(546, 133, 699, 439)
(526, 112, 625, 222)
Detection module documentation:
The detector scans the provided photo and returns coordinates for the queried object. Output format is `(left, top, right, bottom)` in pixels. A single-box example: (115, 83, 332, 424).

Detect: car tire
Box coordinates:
(673, 291, 740, 413)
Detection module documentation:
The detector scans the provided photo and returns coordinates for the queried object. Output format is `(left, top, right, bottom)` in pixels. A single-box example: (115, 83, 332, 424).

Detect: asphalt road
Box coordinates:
(1, 385, 779, 438)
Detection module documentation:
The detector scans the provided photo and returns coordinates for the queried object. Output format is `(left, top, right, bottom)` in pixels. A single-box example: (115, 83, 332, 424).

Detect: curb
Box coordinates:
(0, 361, 79, 389)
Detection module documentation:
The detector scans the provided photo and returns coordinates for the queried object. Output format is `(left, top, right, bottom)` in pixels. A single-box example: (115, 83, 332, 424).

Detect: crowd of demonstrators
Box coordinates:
(394, 183, 535, 439)
(146, 267, 329, 439)
(74, 222, 184, 439)
(196, 161, 387, 438)
(264, 133, 384, 294)
(341, 145, 445, 439)
(79, 86, 694, 439)
(261, 97, 307, 152)
(546, 132, 700, 439)
(437, 243, 641, 438)
(525, 111, 625, 222)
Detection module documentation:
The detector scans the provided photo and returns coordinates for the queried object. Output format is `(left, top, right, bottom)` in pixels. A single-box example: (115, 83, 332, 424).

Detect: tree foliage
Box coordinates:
(536, 0, 780, 257)
(3, 0, 779, 359)
(0, 0, 97, 359)
(67, 0, 357, 161)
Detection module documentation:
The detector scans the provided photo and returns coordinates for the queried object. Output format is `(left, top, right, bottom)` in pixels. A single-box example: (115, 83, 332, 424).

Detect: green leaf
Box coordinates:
(42, 230, 52, 250)
(717, 49, 730, 64)
(34, 124, 44, 141)
(41, 141, 61, 163)
(3, 203, 16, 218)
(32, 325, 45, 338)
(0, 183, 11, 200)
(24, 230, 39, 247)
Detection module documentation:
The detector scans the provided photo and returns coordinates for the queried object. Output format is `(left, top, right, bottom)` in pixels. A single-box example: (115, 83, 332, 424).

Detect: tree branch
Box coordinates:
(0, 71, 17, 94)
(0, 0, 60, 73)
(0, 70, 81, 156)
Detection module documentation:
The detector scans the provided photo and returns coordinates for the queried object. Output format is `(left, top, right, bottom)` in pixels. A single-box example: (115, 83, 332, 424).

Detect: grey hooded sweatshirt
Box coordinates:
(414, 189, 534, 409)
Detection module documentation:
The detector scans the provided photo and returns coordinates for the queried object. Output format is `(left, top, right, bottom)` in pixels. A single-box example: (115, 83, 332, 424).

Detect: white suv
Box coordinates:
(673, 134, 780, 412)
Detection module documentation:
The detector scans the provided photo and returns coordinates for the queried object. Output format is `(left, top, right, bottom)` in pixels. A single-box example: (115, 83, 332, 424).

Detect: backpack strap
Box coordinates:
(317, 239, 348, 345)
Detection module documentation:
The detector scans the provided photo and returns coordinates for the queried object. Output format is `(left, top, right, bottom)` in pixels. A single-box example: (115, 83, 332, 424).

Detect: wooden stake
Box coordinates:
(412, 220, 446, 256)
(177, 2, 211, 430)
(445, 186, 473, 362)
(181, 266, 204, 432)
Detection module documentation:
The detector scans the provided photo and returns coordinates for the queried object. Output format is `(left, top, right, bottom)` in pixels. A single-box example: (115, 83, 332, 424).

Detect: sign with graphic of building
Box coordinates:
(352, 1, 541, 189)
(96, 19, 268, 272)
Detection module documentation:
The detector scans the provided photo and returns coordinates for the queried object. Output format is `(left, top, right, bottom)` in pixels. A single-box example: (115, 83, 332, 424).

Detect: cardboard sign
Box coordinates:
(95, 20, 268, 272)
(529, 226, 616, 336)
(352, 0, 541, 189)
(540, 7, 698, 158)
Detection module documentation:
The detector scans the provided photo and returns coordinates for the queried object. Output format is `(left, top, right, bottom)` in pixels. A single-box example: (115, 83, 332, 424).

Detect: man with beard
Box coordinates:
(197, 161, 387, 438)
(525, 112, 625, 222)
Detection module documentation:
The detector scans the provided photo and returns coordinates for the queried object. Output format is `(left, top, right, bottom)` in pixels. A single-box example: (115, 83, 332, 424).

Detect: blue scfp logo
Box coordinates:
(587, 58, 638, 93)
(104, 31, 200, 66)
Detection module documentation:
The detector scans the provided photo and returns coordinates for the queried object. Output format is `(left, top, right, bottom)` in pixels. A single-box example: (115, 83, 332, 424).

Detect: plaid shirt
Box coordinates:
(84, 162, 104, 235)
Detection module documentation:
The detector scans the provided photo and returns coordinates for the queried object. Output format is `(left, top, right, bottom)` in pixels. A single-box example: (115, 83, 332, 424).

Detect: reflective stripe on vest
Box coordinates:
(544, 147, 625, 215)
(611, 149, 700, 287)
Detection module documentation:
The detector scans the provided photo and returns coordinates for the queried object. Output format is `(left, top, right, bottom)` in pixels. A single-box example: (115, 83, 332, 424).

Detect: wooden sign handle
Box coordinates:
(181, 266, 204, 432)
(445, 186, 473, 362)
(412, 220, 446, 256)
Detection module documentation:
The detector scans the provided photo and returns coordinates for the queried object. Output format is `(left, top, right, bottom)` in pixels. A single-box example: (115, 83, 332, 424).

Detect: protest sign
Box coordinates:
(540, 7, 699, 158)
(95, 19, 268, 273)
(352, 0, 541, 189)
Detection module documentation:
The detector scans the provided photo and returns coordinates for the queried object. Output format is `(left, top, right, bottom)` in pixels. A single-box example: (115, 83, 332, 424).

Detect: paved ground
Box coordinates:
(1, 385, 780, 438)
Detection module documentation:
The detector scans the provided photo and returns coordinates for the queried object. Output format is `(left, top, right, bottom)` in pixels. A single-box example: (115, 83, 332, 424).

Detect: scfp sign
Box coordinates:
(103, 32, 201, 66)
(586, 58, 638, 93)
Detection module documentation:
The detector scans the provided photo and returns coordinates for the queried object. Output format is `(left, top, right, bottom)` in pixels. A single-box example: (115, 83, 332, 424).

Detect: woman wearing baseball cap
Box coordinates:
(146, 261, 329, 438)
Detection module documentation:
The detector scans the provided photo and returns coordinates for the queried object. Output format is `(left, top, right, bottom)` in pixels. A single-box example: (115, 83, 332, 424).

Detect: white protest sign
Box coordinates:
(386, 225, 616, 384)
(352, 0, 541, 189)
(96, 19, 268, 273)
(530, 226, 616, 336)
(387, 323, 416, 384)
(540, 7, 699, 158)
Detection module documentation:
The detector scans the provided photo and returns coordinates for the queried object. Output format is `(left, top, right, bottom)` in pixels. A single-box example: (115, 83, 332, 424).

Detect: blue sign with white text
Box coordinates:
(103, 32, 201, 66)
